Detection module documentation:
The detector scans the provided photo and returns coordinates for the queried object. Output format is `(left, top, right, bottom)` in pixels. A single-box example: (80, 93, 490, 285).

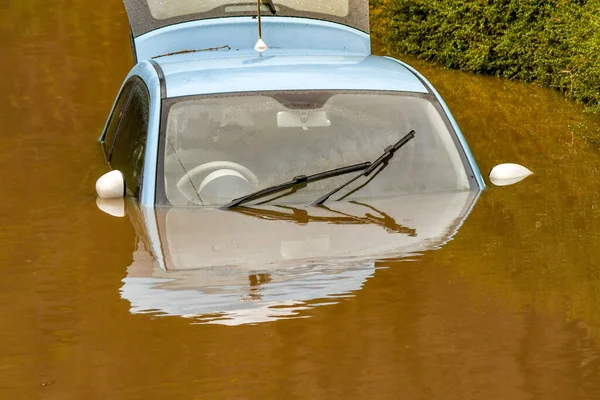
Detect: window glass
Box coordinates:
(111, 83, 149, 197)
(160, 91, 471, 206)
(146, 0, 349, 19)
(102, 83, 133, 157)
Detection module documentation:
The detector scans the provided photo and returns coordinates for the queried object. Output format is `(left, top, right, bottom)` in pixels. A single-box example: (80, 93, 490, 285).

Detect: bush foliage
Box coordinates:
(372, 0, 600, 112)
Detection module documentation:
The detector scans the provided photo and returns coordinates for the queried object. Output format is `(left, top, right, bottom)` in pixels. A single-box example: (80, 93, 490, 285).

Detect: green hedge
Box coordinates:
(372, 0, 600, 113)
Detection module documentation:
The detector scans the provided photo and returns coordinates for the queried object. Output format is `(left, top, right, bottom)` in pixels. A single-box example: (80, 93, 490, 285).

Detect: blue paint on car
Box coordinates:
(134, 17, 372, 61)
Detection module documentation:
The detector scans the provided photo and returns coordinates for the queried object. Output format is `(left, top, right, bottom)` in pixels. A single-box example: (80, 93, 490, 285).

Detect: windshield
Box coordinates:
(158, 91, 472, 207)
(146, 0, 349, 19)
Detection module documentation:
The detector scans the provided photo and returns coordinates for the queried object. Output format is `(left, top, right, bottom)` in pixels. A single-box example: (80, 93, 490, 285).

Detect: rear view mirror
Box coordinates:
(96, 170, 125, 198)
(489, 163, 533, 186)
(277, 110, 331, 130)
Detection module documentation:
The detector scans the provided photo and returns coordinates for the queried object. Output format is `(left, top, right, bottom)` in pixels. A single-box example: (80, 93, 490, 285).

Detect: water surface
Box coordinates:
(2, 1, 600, 398)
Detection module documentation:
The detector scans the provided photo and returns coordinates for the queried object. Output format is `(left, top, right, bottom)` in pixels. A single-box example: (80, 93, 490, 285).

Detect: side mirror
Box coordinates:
(96, 170, 125, 198)
(489, 163, 533, 186)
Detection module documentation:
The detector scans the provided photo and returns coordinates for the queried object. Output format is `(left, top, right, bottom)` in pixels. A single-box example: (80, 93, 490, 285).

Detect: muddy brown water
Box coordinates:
(3, 1, 600, 399)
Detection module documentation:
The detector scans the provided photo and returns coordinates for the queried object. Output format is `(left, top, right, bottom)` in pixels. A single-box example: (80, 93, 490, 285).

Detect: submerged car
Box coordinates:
(96, 0, 490, 207)
(95, 0, 530, 322)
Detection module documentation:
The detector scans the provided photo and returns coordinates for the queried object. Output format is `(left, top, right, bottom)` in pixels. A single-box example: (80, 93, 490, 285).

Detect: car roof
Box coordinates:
(150, 52, 429, 99)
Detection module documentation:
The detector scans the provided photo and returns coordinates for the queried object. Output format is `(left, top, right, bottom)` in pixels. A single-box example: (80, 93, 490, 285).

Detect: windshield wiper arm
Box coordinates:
(221, 162, 371, 210)
(311, 130, 416, 206)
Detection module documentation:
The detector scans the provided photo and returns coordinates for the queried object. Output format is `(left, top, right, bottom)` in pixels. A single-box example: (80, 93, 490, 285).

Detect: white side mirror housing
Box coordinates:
(489, 163, 533, 186)
(96, 170, 125, 198)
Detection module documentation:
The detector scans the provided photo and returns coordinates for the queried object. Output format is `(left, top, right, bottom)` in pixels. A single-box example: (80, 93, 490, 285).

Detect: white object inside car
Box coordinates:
(197, 168, 252, 205)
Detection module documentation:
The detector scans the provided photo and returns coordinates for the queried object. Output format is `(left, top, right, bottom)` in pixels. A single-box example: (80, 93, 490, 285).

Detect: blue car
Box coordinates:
(95, 0, 520, 207)
(95, 0, 533, 322)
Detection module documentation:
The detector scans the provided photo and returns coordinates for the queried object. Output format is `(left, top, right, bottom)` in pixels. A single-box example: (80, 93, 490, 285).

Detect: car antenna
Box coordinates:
(254, 0, 268, 53)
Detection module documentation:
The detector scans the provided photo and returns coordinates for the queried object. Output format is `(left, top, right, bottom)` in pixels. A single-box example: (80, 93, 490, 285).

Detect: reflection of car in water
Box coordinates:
(120, 190, 479, 325)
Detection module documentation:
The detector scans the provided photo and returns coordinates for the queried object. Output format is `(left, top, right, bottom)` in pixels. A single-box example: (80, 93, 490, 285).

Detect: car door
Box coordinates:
(109, 79, 150, 198)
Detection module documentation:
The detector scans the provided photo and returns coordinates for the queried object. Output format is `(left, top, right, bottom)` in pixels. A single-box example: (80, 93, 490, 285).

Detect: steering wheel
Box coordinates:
(176, 161, 259, 204)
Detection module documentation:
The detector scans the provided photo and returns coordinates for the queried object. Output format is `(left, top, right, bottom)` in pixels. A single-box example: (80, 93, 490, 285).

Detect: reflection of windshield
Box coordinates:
(121, 190, 480, 325)
(159, 91, 471, 207)
(146, 0, 349, 19)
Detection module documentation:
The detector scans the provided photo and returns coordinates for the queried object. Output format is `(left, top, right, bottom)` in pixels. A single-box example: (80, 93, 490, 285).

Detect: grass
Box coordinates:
(371, 0, 600, 114)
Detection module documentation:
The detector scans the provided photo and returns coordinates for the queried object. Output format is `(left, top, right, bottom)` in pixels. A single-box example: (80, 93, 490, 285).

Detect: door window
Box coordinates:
(111, 82, 150, 197)
(102, 83, 134, 158)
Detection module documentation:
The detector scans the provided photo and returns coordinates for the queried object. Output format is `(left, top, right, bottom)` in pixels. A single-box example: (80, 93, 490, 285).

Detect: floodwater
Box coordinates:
(3, 0, 600, 398)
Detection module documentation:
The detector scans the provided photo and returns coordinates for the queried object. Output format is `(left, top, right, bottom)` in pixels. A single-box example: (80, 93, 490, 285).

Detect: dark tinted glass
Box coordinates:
(111, 82, 149, 197)
(102, 83, 134, 157)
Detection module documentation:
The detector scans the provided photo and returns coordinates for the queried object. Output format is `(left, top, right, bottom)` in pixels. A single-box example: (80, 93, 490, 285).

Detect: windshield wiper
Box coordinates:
(311, 130, 416, 206)
(221, 162, 371, 210)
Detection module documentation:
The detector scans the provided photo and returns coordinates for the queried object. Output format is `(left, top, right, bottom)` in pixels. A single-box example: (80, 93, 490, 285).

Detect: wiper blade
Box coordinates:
(221, 162, 371, 210)
(311, 130, 416, 206)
